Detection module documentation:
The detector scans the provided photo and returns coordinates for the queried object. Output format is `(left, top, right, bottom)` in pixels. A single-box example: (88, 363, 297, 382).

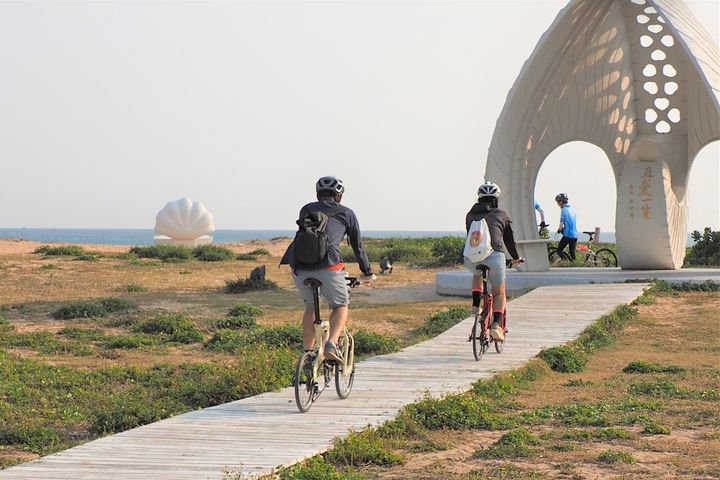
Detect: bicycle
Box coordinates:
(293, 276, 361, 413)
(547, 231, 618, 267)
(470, 258, 523, 361)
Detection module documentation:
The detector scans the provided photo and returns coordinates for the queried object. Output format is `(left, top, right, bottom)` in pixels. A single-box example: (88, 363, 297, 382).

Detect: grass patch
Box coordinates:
(642, 422, 671, 435)
(227, 303, 263, 318)
(204, 324, 303, 352)
(538, 345, 587, 373)
(353, 330, 400, 355)
(40, 264, 59, 270)
(474, 428, 540, 459)
(103, 334, 158, 349)
(57, 327, 108, 342)
(192, 245, 235, 262)
(561, 427, 631, 441)
(325, 430, 405, 467)
(129, 245, 193, 262)
(52, 297, 134, 319)
(406, 394, 515, 431)
(415, 306, 470, 337)
(623, 360, 685, 374)
(0, 331, 94, 356)
(33, 245, 85, 257)
(125, 284, 147, 293)
(278, 457, 363, 480)
(214, 316, 257, 330)
(224, 277, 278, 294)
(597, 449, 636, 464)
(131, 313, 204, 344)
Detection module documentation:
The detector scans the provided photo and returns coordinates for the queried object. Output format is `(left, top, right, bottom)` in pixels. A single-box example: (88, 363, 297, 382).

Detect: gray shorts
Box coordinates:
(293, 268, 349, 309)
(464, 251, 506, 287)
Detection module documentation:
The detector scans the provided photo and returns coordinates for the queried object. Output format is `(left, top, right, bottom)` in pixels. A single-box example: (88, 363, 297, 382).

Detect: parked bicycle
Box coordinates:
(470, 258, 523, 360)
(293, 276, 361, 413)
(547, 230, 618, 267)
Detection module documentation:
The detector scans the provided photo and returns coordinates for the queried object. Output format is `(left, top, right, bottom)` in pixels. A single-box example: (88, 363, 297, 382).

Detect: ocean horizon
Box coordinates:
(0, 228, 469, 246)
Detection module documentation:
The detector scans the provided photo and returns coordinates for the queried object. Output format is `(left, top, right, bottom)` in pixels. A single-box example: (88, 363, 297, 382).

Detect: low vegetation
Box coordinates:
(224, 276, 278, 293)
(340, 236, 464, 267)
(684, 227, 720, 267)
(52, 297, 135, 319)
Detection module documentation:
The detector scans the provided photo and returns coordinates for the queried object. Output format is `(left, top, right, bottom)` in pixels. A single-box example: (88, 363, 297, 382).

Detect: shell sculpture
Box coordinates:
(154, 198, 215, 246)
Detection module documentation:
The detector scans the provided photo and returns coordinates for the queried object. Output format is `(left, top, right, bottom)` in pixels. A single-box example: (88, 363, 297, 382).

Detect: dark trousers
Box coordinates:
(557, 236, 578, 261)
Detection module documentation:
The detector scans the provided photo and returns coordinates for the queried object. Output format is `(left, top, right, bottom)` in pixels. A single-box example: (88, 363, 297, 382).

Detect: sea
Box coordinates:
(0, 228, 468, 246)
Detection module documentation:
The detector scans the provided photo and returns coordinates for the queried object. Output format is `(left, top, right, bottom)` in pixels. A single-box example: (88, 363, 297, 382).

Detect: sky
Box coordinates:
(0, 0, 718, 233)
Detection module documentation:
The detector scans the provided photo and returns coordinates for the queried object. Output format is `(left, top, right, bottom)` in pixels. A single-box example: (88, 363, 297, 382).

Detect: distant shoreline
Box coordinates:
(0, 228, 467, 246)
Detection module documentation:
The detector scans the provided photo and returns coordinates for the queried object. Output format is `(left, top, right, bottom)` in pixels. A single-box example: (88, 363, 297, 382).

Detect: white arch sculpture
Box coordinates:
(486, 0, 719, 270)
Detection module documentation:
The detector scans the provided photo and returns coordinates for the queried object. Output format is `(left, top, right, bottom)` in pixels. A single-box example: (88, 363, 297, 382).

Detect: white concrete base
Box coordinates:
(436, 268, 720, 297)
(153, 236, 213, 247)
(515, 239, 551, 271)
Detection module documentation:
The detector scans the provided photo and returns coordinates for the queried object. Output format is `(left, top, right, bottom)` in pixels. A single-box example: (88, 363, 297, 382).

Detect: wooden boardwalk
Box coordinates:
(2, 284, 646, 479)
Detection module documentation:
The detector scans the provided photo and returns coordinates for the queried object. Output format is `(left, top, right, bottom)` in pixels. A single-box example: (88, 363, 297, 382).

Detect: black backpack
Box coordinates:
(293, 210, 338, 266)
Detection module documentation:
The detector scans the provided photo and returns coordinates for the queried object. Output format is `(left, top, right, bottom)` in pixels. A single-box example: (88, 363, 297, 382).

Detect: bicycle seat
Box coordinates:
(303, 278, 323, 289)
(475, 264, 490, 272)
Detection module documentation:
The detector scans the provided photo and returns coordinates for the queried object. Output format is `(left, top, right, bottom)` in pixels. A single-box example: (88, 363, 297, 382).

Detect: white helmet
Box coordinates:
(315, 176, 345, 195)
(478, 181, 501, 199)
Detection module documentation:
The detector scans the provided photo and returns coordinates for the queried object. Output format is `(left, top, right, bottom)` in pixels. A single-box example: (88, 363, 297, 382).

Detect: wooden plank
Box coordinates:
(2, 284, 647, 480)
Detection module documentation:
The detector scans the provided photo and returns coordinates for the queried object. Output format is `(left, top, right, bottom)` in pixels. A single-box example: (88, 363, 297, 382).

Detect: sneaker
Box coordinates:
(471, 305, 480, 315)
(323, 340, 343, 363)
(489, 322, 505, 341)
(303, 354, 315, 379)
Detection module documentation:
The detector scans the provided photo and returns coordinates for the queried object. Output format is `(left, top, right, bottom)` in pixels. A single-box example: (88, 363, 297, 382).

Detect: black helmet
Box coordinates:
(555, 193, 569, 203)
(316, 176, 345, 195)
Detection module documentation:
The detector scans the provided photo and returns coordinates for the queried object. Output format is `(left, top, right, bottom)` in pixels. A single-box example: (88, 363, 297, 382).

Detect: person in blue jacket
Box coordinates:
(555, 193, 578, 260)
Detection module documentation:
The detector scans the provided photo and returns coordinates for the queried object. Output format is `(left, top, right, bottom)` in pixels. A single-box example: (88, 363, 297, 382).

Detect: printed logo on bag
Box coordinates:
(469, 230, 481, 247)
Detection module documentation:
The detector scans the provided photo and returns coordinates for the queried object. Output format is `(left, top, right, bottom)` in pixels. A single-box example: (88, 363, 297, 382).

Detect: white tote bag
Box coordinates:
(463, 219, 493, 263)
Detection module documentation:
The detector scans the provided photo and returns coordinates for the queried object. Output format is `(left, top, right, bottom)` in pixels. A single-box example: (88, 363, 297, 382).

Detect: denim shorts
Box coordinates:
(464, 251, 506, 287)
(292, 268, 349, 309)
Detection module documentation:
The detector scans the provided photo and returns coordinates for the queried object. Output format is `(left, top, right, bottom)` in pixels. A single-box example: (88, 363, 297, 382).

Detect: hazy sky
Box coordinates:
(1, 0, 718, 233)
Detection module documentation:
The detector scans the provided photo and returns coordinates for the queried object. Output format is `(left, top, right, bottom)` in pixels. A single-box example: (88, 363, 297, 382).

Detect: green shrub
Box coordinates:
(562, 427, 630, 441)
(430, 236, 464, 266)
(684, 227, 720, 266)
(204, 324, 303, 352)
(474, 428, 540, 459)
(129, 245, 193, 262)
(415, 307, 470, 337)
(225, 276, 278, 293)
(103, 334, 158, 349)
(325, 430, 405, 467)
(52, 297, 134, 319)
(407, 394, 515, 430)
(75, 253, 101, 261)
(597, 449, 636, 464)
(622, 360, 685, 374)
(34, 245, 85, 257)
(214, 316, 257, 330)
(642, 422, 671, 435)
(629, 380, 690, 398)
(0, 331, 94, 356)
(132, 313, 204, 344)
(227, 303, 263, 318)
(278, 457, 363, 480)
(538, 345, 587, 373)
(236, 253, 259, 261)
(248, 248, 270, 256)
(192, 245, 235, 262)
(353, 330, 400, 355)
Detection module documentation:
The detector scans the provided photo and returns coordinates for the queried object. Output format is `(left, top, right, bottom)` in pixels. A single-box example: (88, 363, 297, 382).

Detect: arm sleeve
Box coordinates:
(346, 211, 373, 275)
(503, 219, 520, 260)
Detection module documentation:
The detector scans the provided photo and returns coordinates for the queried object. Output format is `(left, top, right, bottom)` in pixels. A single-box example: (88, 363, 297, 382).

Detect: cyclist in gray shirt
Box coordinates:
(464, 181, 523, 341)
(281, 176, 375, 362)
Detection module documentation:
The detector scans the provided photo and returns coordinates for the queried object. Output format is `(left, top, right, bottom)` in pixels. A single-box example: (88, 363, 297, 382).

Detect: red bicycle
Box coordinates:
(470, 259, 522, 361)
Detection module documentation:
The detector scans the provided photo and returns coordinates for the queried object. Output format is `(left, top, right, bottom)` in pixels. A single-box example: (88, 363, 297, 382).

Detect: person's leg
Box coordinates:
(328, 305, 349, 343)
(557, 236, 569, 258)
(486, 253, 507, 340)
(465, 257, 483, 313)
(568, 238, 578, 261)
(302, 305, 316, 350)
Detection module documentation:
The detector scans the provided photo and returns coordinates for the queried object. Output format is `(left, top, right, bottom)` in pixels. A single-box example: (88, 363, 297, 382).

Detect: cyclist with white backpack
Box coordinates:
(464, 181, 523, 341)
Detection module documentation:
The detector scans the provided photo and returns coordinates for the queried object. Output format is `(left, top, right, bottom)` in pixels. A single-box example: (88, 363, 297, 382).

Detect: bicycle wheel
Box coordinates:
(294, 351, 316, 413)
(594, 248, 618, 267)
(472, 312, 486, 361)
(335, 335, 355, 399)
(548, 247, 567, 265)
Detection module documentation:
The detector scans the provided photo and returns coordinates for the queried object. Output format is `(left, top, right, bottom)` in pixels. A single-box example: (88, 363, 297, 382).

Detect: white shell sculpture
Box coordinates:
(153, 198, 215, 246)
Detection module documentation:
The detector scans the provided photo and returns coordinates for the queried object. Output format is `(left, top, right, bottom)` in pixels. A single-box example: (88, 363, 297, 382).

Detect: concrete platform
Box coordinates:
(436, 268, 720, 297)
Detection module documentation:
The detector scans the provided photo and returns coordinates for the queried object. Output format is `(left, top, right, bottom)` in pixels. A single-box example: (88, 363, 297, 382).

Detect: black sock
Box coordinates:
(493, 311, 503, 325)
(472, 291, 481, 308)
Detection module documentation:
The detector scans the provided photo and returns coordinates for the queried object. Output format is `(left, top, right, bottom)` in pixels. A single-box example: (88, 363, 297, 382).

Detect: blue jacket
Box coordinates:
(560, 204, 578, 239)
